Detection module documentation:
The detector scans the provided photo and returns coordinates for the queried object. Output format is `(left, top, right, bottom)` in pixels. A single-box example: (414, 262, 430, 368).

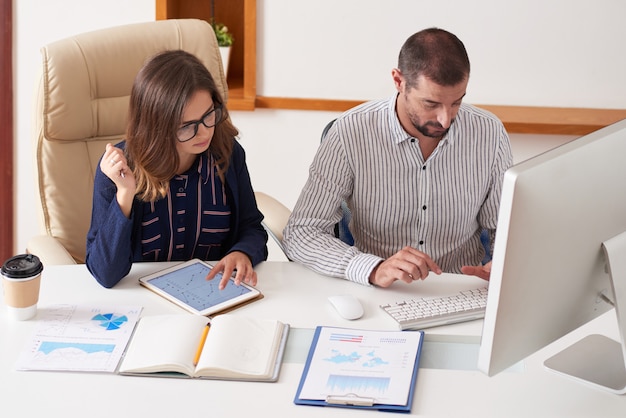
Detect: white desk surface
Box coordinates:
(1, 261, 624, 417)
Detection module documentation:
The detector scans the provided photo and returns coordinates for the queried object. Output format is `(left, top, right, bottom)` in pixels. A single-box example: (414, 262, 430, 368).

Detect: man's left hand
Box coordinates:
(461, 261, 491, 281)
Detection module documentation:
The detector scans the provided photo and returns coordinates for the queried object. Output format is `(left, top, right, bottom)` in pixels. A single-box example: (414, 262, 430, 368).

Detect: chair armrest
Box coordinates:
(25, 235, 78, 266)
(254, 192, 291, 244)
(254, 192, 293, 259)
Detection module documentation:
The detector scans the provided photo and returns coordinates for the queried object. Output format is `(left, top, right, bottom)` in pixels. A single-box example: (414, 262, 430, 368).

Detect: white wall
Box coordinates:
(258, 0, 626, 108)
(13, 0, 624, 257)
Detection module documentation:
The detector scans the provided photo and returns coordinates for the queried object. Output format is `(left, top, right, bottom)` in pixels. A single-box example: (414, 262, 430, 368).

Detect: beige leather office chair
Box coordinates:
(254, 192, 292, 256)
(26, 19, 228, 266)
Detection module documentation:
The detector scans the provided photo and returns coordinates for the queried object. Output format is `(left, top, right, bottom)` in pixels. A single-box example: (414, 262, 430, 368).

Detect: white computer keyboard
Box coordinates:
(380, 286, 489, 330)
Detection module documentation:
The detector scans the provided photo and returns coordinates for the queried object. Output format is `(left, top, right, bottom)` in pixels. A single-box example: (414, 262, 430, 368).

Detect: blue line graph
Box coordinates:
(146, 262, 251, 310)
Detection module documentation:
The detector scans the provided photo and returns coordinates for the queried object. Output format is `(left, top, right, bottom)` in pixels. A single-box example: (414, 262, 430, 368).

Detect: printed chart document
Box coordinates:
(294, 326, 424, 412)
(118, 314, 289, 381)
(16, 304, 142, 373)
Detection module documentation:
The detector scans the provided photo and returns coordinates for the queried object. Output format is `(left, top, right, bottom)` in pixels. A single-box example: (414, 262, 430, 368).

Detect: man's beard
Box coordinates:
(414, 119, 453, 139)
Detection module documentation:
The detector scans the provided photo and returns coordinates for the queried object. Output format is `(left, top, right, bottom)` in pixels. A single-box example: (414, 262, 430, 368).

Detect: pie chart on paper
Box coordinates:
(92, 313, 129, 330)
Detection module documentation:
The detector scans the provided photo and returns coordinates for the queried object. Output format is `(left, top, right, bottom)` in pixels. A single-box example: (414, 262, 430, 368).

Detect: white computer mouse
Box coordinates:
(328, 294, 364, 320)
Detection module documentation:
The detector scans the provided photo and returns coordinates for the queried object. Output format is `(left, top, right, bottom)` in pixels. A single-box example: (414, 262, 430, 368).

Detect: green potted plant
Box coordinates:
(213, 23, 233, 47)
(214, 23, 232, 75)
(210, 0, 233, 75)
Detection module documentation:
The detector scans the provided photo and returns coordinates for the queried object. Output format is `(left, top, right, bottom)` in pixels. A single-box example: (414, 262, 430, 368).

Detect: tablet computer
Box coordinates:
(138, 259, 262, 316)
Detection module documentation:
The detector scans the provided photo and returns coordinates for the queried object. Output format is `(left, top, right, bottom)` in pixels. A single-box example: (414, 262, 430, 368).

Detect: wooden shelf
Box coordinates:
(156, 0, 256, 110)
(474, 104, 626, 135)
(255, 96, 626, 135)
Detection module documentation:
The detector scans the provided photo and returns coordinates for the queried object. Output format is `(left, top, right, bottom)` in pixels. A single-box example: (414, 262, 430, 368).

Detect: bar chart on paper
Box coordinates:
(326, 374, 391, 395)
(15, 304, 142, 373)
(297, 328, 422, 406)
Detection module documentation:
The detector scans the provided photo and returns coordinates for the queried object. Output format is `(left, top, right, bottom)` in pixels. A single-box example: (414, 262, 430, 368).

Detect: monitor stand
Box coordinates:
(544, 230, 626, 394)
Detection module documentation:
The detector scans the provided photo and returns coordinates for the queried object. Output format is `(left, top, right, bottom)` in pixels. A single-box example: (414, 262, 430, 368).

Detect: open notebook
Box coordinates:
(119, 314, 289, 382)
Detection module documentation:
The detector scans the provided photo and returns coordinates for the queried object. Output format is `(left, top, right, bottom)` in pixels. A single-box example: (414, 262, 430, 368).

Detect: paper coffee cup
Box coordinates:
(1, 254, 44, 321)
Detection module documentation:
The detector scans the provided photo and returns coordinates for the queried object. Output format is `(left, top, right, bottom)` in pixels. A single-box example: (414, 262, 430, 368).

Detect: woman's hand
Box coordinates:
(206, 251, 257, 290)
(100, 143, 136, 218)
(101, 143, 133, 184)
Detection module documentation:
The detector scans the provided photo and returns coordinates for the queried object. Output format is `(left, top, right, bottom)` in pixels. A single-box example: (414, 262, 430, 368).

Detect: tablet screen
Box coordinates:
(140, 260, 258, 315)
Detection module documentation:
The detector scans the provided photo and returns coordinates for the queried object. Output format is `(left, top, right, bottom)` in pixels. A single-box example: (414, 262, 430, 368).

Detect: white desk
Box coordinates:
(1, 261, 624, 417)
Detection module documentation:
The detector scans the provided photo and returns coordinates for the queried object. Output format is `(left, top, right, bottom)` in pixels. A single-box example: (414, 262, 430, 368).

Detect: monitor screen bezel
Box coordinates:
(477, 119, 626, 392)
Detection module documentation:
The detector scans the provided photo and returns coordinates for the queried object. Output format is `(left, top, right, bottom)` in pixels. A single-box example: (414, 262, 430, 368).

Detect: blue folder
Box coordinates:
(293, 326, 424, 413)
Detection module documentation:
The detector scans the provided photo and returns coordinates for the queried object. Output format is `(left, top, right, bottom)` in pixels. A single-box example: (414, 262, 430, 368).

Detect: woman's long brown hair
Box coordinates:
(126, 50, 237, 202)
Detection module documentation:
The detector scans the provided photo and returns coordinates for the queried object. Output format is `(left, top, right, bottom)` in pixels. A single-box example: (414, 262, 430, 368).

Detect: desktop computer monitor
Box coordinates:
(477, 118, 626, 394)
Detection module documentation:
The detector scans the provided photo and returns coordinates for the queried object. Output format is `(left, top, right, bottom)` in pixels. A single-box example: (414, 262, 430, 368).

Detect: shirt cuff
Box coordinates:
(345, 253, 384, 286)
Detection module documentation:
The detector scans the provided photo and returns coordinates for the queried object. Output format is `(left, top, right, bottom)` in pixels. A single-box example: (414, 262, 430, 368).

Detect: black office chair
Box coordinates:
(480, 230, 492, 264)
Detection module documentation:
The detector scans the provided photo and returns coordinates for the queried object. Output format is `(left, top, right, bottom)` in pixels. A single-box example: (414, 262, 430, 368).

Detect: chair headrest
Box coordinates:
(40, 18, 228, 143)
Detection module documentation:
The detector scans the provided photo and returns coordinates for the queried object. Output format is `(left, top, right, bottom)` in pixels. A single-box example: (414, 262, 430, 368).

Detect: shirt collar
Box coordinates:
(179, 152, 211, 183)
(199, 152, 213, 183)
(387, 93, 461, 147)
(387, 94, 413, 145)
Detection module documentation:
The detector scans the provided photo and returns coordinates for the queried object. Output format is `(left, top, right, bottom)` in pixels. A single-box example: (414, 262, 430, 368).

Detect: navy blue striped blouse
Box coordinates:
(140, 153, 231, 262)
(86, 140, 268, 288)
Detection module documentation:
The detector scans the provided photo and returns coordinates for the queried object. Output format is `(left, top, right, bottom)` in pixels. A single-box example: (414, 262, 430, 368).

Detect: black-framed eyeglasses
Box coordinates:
(176, 105, 223, 142)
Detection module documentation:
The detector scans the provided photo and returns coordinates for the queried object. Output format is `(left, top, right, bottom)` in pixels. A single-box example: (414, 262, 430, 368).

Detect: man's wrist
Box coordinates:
(368, 262, 382, 286)
(345, 254, 384, 286)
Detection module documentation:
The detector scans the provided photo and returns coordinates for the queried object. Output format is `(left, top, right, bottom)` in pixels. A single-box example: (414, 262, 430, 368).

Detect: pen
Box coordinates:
(193, 324, 210, 366)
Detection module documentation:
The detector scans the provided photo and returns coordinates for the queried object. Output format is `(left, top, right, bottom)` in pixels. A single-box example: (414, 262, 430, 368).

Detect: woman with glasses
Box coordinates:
(86, 50, 268, 289)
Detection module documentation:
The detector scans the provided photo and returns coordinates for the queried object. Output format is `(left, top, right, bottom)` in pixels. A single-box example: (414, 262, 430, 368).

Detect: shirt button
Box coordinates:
(422, 205, 427, 210)
(419, 240, 424, 245)
(422, 165, 426, 170)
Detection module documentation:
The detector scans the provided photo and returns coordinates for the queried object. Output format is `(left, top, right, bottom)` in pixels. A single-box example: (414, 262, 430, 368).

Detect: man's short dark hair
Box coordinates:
(398, 28, 470, 88)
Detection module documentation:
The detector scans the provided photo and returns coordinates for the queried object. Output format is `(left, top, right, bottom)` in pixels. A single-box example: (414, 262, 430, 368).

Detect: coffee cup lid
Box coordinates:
(1, 254, 44, 278)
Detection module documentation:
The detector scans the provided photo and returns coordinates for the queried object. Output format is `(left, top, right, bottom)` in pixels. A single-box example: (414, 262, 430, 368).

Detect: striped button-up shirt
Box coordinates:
(283, 95, 513, 285)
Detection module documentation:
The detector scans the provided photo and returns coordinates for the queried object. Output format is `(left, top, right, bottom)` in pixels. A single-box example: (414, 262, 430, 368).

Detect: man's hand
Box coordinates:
(369, 246, 442, 288)
(461, 261, 492, 281)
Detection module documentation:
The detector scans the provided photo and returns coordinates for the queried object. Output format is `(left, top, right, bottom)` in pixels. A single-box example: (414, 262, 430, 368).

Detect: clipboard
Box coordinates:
(293, 326, 424, 413)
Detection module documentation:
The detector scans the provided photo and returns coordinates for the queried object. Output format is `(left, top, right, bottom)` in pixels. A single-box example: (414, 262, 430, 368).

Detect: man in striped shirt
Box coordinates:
(283, 28, 513, 288)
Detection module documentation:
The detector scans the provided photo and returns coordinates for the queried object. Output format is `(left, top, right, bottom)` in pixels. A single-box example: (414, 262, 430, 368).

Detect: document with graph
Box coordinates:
(294, 326, 424, 412)
(15, 304, 142, 373)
